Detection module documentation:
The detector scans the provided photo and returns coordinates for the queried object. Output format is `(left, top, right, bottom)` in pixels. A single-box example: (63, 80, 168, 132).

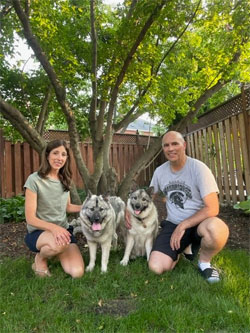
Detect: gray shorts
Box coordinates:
(151, 220, 201, 261)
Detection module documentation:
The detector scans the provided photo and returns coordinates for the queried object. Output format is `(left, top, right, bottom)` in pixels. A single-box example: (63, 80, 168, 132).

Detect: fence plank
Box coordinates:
(186, 135, 191, 156)
(118, 144, 125, 182)
(190, 134, 195, 158)
(224, 118, 237, 203)
(32, 149, 40, 172)
(231, 116, 245, 201)
(197, 130, 203, 162)
(238, 113, 250, 194)
(23, 143, 31, 183)
(218, 122, 230, 203)
(202, 128, 209, 167)
(5, 142, 13, 198)
(194, 131, 199, 160)
(14, 143, 23, 196)
(112, 143, 119, 177)
(207, 126, 216, 183)
(212, 124, 223, 203)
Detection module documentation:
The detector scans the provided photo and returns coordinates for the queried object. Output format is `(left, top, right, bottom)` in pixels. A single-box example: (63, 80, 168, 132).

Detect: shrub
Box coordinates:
(233, 196, 250, 215)
(0, 195, 25, 223)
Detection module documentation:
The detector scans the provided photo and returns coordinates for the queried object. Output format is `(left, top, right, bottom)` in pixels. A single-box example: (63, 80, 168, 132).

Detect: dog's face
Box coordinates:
(80, 193, 110, 232)
(128, 187, 154, 216)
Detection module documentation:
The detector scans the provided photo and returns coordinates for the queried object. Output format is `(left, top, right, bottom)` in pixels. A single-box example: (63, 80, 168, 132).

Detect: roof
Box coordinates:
(127, 118, 153, 132)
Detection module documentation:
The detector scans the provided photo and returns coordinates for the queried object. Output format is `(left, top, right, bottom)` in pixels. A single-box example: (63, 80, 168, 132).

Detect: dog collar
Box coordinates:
(134, 216, 147, 228)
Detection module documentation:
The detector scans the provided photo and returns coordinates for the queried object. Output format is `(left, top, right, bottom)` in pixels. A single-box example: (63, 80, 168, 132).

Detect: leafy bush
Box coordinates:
(0, 195, 25, 223)
(233, 196, 250, 215)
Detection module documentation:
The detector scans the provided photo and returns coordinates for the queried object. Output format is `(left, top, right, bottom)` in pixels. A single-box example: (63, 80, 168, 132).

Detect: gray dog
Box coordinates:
(72, 192, 125, 273)
(120, 187, 159, 266)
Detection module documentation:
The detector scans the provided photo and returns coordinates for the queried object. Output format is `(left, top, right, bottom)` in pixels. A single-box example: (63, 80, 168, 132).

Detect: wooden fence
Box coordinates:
(0, 131, 164, 198)
(1, 89, 249, 204)
(184, 89, 250, 205)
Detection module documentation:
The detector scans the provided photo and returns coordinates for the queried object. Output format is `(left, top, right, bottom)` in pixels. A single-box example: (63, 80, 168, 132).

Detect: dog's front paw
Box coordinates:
(120, 258, 129, 266)
(101, 266, 108, 273)
(86, 264, 95, 272)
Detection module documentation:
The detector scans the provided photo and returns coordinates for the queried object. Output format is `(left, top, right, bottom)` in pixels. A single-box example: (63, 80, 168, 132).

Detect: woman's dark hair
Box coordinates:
(38, 140, 72, 191)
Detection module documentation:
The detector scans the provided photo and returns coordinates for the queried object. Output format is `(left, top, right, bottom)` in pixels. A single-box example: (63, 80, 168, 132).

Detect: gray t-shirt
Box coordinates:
(24, 172, 69, 233)
(150, 156, 219, 224)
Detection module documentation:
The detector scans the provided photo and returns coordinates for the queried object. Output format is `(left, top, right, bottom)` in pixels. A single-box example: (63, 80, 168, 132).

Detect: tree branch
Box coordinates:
(0, 96, 45, 153)
(89, 0, 98, 140)
(114, 0, 201, 133)
(36, 86, 53, 136)
(11, 0, 90, 186)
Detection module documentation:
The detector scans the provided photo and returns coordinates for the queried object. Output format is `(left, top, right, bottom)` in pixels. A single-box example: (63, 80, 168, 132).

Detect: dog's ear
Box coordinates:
(145, 186, 155, 197)
(102, 191, 110, 202)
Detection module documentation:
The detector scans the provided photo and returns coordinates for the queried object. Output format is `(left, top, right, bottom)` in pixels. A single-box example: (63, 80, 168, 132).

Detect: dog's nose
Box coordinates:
(135, 204, 141, 210)
(90, 212, 101, 223)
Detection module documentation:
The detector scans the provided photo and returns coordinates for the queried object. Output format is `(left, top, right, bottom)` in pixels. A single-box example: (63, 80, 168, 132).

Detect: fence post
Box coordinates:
(0, 129, 4, 197)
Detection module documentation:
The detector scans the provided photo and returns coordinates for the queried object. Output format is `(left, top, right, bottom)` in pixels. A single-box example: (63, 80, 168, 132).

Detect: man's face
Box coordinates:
(162, 132, 186, 163)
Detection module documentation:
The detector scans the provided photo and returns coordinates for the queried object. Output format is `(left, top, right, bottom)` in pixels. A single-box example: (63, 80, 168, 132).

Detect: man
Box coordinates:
(148, 131, 229, 283)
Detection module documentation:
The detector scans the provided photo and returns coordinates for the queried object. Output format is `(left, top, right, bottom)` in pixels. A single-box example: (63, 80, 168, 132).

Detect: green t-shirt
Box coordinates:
(24, 172, 69, 233)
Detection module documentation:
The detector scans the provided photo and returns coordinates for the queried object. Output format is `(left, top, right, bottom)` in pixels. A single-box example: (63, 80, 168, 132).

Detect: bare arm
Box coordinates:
(66, 196, 82, 213)
(25, 188, 71, 245)
(170, 192, 219, 250)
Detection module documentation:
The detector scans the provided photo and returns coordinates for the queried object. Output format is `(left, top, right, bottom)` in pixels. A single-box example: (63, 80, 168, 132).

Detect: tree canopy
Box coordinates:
(0, 0, 249, 198)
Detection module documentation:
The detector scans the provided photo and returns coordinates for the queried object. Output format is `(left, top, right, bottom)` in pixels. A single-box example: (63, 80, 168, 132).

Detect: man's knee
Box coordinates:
(148, 251, 174, 275)
(199, 217, 229, 239)
(199, 217, 229, 251)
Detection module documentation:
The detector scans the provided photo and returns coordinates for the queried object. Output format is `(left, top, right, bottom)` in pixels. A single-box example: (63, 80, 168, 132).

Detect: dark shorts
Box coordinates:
(151, 220, 201, 261)
(24, 225, 77, 253)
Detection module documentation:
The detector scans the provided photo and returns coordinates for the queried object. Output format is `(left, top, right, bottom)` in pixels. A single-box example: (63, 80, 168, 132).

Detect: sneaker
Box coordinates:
(199, 267, 220, 283)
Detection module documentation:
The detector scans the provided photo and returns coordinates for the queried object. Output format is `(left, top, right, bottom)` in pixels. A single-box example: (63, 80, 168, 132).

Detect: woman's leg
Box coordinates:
(58, 243, 84, 278)
(34, 231, 71, 275)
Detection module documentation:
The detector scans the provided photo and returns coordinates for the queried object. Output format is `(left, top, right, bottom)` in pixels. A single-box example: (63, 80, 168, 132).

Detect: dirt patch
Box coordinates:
(0, 200, 249, 260)
(93, 298, 137, 317)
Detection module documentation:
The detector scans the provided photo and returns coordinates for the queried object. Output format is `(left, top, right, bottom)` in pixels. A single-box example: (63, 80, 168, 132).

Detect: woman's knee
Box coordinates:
(68, 265, 84, 278)
(41, 243, 70, 257)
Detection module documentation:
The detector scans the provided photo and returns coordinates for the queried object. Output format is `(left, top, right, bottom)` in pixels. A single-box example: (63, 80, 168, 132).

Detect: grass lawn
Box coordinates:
(0, 248, 249, 333)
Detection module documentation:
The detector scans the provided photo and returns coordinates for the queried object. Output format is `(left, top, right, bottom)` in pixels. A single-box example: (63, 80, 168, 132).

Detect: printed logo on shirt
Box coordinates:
(163, 181, 192, 209)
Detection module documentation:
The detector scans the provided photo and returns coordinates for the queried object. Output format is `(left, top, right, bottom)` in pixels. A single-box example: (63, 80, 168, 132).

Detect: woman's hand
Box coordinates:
(50, 225, 71, 246)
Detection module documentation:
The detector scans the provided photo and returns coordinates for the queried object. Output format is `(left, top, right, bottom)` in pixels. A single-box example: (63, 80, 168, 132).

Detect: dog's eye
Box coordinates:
(100, 208, 104, 211)
(142, 198, 146, 201)
(133, 197, 137, 200)
(90, 208, 95, 211)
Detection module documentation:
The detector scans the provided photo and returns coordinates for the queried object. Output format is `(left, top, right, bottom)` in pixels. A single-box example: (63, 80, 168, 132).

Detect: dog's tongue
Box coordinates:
(92, 223, 101, 231)
(134, 210, 141, 215)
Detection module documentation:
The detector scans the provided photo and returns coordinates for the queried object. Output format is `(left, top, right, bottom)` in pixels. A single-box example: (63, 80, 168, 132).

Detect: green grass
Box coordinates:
(0, 249, 249, 333)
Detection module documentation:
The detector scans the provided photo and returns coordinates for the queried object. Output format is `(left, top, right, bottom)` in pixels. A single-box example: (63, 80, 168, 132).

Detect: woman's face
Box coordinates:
(47, 145, 68, 171)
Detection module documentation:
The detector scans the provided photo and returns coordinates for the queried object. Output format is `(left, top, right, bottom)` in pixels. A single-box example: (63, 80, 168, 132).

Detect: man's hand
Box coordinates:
(170, 223, 185, 251)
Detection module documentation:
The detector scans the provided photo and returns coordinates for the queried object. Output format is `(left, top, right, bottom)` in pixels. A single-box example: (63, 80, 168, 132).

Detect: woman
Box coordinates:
(24, 140, 84, 278)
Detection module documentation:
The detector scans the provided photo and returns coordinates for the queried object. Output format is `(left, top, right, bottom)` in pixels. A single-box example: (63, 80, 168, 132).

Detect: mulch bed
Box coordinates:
(0, 200, 249, 260)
